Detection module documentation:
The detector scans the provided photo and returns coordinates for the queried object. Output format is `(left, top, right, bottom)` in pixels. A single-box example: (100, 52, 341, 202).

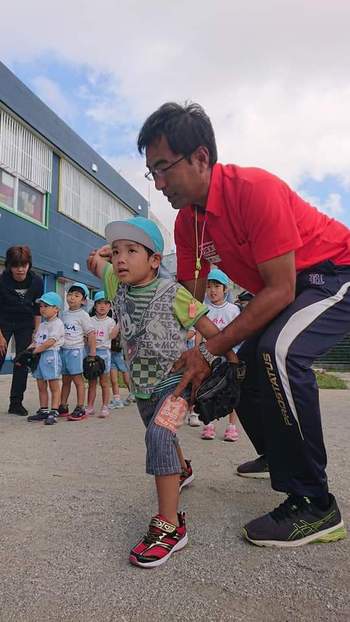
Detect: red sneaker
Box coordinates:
(179, 459, 194, 492)
(67, 406, 87, 421)
(129, 512, 188, 568)
(57, 404, 69, 417)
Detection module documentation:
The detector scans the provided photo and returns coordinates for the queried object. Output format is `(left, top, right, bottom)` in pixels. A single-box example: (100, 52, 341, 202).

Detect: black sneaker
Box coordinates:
(179, 460, 194, 492)
(27, 408, 49, 422)
(243, 493, 347, 547)
(67, 406, 87, 421)
(8, 403, 28, 416)
(45, 410, 58, 425)
(237, 455, 270, 479)
(58, 404, 69, 417)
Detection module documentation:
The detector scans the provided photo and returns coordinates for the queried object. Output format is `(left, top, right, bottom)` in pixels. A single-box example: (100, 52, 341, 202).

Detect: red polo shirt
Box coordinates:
(175, 163, 350, 293)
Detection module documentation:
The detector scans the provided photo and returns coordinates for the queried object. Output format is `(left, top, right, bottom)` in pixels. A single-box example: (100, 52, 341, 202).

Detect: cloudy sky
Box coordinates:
(2, 0, 350, 240)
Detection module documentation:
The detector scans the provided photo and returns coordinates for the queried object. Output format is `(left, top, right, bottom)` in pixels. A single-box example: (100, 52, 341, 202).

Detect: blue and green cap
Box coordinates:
(68, 282, 89, 298)
(38, 292, 63, 308)
(105, 216, 164, 256)
(94, 290, 110, 303)
(207, 267, 230, 287)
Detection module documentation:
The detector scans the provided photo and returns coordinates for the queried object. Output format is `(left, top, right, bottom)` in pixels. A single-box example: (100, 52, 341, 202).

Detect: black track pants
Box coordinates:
(0, 322, 34, 404)
(237, 262, 350, 497)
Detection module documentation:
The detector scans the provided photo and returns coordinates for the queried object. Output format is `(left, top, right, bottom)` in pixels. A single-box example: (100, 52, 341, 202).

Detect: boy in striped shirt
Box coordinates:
(103, 216, 220, 568)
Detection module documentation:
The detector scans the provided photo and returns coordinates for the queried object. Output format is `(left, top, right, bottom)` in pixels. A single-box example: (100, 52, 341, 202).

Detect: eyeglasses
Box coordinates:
(145, 155, 187, 181)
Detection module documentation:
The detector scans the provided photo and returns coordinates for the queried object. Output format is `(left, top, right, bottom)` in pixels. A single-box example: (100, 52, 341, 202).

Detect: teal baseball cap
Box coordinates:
(38, 292, 63, 308)
(69, 282, 89, 298)
(105, 216, 164, 256)
(94, 290, 110, 303)
(208, 267, 230, 286)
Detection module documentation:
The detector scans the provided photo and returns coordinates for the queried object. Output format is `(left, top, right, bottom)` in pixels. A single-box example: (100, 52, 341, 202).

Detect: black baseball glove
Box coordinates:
(193, 358, 246, 425)
(83, 355, 106, 380)
(14, 348, 41, 372)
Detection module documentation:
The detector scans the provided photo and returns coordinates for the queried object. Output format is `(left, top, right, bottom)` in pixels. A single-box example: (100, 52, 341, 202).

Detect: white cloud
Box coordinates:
(2, 1, 350, 225)
(299, 191, 345, 218)
(31, 76, 75, 122)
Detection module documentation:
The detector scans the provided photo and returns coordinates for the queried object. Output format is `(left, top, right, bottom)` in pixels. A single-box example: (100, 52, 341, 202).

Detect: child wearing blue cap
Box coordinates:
(59, 282, 96, 421)
(27, 292, 64, 425)
(102, 216, 221, 568)
(86, 291, 118, 418)
(198, 267, 241, 441)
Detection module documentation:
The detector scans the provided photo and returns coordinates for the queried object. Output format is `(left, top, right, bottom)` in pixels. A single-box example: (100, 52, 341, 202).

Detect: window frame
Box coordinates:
(0, 165, 49, 228)
(58, 158, 133, 236)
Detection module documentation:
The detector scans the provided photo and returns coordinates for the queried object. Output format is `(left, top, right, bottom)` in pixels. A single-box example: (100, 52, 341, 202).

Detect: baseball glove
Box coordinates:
(83, 355, 106, 380)
(14, 348, 41, 372)
(193, 359, 246, 425)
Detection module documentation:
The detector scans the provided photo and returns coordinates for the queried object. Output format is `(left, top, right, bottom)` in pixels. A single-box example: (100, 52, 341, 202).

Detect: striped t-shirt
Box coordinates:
(103, 264, 207, 398)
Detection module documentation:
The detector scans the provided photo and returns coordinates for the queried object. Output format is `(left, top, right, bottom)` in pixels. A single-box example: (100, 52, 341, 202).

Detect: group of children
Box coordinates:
(27, 282, 133, 425)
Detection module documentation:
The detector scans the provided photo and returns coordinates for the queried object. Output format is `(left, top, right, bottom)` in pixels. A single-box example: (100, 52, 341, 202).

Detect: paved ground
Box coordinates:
(0, 375, 349, 622)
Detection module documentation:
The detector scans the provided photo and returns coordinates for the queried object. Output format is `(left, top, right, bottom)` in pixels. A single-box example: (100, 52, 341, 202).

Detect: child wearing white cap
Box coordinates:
(198, 267, 241, 441)
(102, 216, 223, 569)
(27, 292, 64, 425)
(86, 291, 118, 418)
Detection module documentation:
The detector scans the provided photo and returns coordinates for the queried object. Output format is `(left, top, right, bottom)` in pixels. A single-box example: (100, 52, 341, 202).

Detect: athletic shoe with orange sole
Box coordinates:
(129, 512, 188, 568)
(67, 406, 87, 421)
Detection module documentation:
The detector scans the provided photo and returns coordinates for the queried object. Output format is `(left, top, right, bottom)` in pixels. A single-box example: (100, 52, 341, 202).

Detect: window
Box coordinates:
(0, 109, 52, 226)
(59, 159, 133, 236)
(0, 169, 15, 209)
(0, 109, 52, 192)
(0, 167, 47, 225)
(18, 179, 45, 223)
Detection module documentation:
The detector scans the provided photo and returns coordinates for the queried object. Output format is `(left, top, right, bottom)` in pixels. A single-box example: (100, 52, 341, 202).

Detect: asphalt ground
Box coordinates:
(0, 375, 349, 622)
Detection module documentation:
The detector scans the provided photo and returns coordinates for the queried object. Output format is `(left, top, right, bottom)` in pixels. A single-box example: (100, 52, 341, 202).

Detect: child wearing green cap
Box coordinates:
(102, 216, 222, 569)
(27, 292, 64, 425)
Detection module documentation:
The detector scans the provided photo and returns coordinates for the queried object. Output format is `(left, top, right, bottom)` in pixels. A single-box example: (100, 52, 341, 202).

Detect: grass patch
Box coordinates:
(315, 370, 348, 389)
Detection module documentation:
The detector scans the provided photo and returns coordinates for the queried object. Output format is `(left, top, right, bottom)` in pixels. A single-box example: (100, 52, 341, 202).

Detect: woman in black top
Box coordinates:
(0, 246, 43, 415)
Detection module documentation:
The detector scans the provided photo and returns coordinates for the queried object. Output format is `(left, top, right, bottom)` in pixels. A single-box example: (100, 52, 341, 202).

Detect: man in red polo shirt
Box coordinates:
(136, 102, 350, 548)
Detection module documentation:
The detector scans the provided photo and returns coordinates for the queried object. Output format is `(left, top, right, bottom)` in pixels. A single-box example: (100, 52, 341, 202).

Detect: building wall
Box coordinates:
(0, 62, 147, 216)
(0, 62, 149, 373)
(148, 210, 174, 255)
(1, 154, 109, 287)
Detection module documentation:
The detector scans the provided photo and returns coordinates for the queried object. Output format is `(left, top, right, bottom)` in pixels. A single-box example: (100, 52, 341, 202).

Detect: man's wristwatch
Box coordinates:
(198, 342, 219, 368)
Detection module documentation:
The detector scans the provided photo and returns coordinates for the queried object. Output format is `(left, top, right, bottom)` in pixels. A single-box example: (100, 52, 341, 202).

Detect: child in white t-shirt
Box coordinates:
(86, 291, 117, 418)
(59, 282, 96, 421)
(197, 268, 241, 441)
(27, 292, 65, 425)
